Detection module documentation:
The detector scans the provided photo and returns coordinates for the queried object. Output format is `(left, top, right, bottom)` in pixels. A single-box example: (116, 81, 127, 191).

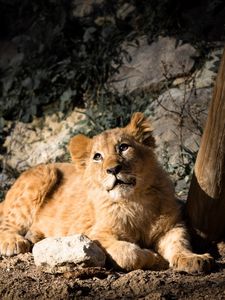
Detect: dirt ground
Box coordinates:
(1, 243, 225, 300)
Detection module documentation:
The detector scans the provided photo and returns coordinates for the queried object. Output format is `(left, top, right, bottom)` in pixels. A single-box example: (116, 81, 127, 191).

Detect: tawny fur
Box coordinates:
(0, 113, 213, 272)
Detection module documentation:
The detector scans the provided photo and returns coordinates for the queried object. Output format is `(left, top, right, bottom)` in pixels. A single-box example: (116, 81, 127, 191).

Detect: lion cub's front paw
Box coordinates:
(106, 241, 169, 271)
(0, 233, 31, 256)
(172, 253, 214, 273)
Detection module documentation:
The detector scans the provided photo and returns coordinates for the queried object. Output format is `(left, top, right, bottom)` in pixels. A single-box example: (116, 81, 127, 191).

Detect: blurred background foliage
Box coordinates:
(0, 0, 224, 140)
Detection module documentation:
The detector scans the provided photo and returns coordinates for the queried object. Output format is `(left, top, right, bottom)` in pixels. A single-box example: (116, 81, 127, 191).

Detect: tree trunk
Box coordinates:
(186, 47, 225, 242)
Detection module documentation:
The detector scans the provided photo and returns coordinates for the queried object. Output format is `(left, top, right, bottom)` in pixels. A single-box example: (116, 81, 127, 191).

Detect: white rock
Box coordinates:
(173, 48, 223, 90)
(111, 36, 198, 93)
(195, 48, 223, 89)
(146, 86, 212, 189)
(3, 110, 86, 172)
(32, 234, 106, 273)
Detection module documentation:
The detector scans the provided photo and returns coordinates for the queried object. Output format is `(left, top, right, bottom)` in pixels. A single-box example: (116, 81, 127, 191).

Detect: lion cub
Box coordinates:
(0, 112, 213, 272)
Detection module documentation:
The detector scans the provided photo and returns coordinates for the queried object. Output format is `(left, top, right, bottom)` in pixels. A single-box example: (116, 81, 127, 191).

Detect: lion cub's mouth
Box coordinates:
(108, 177, 136, 191)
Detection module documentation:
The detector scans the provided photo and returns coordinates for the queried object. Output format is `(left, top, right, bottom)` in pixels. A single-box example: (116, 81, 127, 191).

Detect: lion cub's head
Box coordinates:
(69, 112, 157, 200)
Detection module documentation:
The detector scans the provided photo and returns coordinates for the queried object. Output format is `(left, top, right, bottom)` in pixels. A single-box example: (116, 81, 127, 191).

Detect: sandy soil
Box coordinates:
(1, 243, 225, 300)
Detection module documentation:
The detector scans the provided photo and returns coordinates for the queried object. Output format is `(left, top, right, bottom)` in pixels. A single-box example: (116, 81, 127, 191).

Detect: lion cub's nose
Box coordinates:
(107, 165, 122, 175)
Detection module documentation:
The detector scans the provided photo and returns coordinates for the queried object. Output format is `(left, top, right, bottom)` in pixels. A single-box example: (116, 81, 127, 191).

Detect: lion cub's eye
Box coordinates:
(118, 143, 130, 152)
(93, 153, 103, 161)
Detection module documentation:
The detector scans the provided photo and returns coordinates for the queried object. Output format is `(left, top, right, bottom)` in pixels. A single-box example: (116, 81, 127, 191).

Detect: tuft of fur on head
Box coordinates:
(125, 112, 155, 148)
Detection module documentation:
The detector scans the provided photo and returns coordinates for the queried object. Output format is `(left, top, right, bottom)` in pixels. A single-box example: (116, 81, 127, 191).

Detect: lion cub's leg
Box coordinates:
(90, 234, 168, 271)
(0, 164, 57, 256)
(157, 225, 214, 273)
(105, 240, 168, 271)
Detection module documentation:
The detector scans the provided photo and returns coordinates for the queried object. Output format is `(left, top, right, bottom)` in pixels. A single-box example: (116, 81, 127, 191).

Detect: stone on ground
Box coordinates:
(32, 234, 106, 273)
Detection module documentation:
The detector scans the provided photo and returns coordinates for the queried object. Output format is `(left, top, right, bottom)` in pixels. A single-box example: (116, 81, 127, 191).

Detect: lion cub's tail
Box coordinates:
(21, 164, 58, 208)
(1, 164, 58, 223)
(33, 164, 58, 201)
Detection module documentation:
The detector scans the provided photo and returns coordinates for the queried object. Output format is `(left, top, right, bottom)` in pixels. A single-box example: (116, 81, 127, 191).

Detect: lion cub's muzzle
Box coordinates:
(105, 164, 136, 192)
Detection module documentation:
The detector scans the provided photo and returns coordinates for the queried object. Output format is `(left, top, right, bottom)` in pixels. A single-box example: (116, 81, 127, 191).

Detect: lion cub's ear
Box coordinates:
(125, 112, 155, 147)
(68, 134, 92, 166)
